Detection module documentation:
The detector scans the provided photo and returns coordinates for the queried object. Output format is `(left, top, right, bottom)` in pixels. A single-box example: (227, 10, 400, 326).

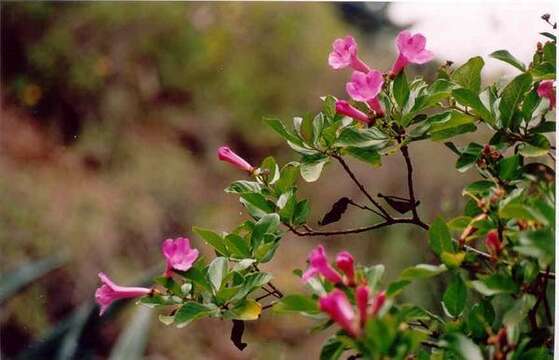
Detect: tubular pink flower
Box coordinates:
(302, 245, 343, 284)
(162, 237, 199, 276)
(319, 289, 360, 337)
(370, 290, 386, 316)
(217, 146, 254, 173)
(389, 31, 434, 76)
(95, 272, 151, 315)
(484, 230, 503, 258)
(346, 71, 385, 117)
(328, 35, 370, 73)
(356, 285, 370, 326)
(336, 251, 355, 284)
(537, 80, 556, 109)
(335, 100, 371, 124)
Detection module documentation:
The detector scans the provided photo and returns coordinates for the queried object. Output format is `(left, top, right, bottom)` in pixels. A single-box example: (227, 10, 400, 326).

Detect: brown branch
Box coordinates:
(287, 217, 427, 237)
(401, 145, 421, 221)
(332, 154, 391, 219)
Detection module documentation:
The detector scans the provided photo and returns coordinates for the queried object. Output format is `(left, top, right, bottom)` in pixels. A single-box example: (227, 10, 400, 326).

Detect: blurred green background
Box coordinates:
(0, 2, 547, 359)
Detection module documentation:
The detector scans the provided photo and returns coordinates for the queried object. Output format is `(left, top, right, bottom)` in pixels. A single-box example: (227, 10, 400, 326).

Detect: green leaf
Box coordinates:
(452, 88, 493, 123)
(393, 71, 410, 109)
(264, 117, 305, 146)
(498, 155, 521, 180)
(442, 274, 467, 317)
(174, 302, 214, 327)
(192, 227, 228, 256)
(515, 228, 554, 266)
(443, 333, 483, 360)
(429, 111, 477, 141)
(336, 127, 389, 148)
(489, 50, 526, 71)
(386, 280, 411, 296)
(441, 252, 466, 269)
(503, 294, 536, 327)
(239, 193, 275, 218)
(464, 180, 495, 195)
(207, 257, 228, 292)
(428, 217, 454, 256)
(399, 264, 447, 281)
(456, 143, 483, 173)
(293, 199, 310, 225)
(275, 162, 299, 193)
(521, 88, 542, 121)
(499, 73, 533, 128)
(225, 299, 262, 320)
(273, 294, 320, 314)
(345, 146, 381, 167)
(543, 42, 556, 67)
(225, 234, 251, 259)
(499, 203, 537, 221)
(0, 254, 66, 303)
(300, 154, 329, 182)
(467, 301, 495, 340)
(471, 273, 518, 296)
(225, 180, 263, 194)
(230, 272, 273, 302)
(451, 56, 484, 93)
(519, 133, 550, 157)
(364, 265, 385, 292)
(319, 337, 345, 360)
(251, 213, 280, 248)
(109, 306, 152, 360)
(260, 156, 280, 184)
(365, 317, 397, 354)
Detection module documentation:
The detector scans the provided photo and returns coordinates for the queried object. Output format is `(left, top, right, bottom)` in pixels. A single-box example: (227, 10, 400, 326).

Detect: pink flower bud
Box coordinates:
(485, 230, 503, 257)
(345, 71, 385, 117)
(356, 285, 370, 326)
(302, 245, 343, 284)
(335, 100, 371, 124)
(319, 289, 360, 337)
(217, 146, 254, 173)
(328, 35, 370, 73)
(162, 237, 199, 276)
(370, 290, 386, 316)
(336, 251, 355, 284)
(95, 272, 151, 315)
(537, 80, 556, 109)
(389, 31, 434, 77)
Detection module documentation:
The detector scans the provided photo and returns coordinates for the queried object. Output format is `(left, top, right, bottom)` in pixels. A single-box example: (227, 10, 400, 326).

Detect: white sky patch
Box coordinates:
(387, 1, 555, 77)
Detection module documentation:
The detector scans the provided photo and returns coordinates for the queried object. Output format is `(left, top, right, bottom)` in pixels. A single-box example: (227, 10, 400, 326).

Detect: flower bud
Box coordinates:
(217, 146, 255, 173)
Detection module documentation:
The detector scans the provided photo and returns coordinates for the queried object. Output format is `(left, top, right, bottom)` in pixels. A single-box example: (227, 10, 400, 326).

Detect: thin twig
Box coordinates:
(287, 217, 427, 237)
(401, 145, 420, 221)
(332, 154, 391, 219)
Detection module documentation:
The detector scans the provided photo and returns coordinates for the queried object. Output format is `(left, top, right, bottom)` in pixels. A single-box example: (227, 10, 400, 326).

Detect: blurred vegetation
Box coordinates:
(0, 2, 508, 359)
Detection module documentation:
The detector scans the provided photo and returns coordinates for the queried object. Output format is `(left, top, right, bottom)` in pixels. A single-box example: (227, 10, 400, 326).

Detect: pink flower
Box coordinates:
(319, 289, 360, 336)
(162, 237, 199, 276)
(346, 71, 385, 117)
(217, 146, 254, 173)
(389, 31, 434, 77)
(95, 272, 151, 315)
(335, 100, 371, 125)
(485, 230, 503, 258)
(328, 36, 370, 73)
(537, 80, 556, 109)
(336, 251, 355, 284)
(356, 285, 370, 326)
(370, 291, 386, 316)
(302, 245, 343, 284)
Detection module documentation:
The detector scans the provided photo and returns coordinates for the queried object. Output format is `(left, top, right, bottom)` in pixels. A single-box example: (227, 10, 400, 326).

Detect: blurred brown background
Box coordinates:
(0, 2, 552, 359)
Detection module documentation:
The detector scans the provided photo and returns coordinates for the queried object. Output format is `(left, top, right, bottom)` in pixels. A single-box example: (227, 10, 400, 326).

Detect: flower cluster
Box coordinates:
(329, 31, 433, 125)
(303, 245, 386, 338)
(95, 237, 199, 315)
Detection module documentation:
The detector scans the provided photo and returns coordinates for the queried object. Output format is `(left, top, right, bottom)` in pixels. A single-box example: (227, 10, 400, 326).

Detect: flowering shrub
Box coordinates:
(96, 21, 556, 359)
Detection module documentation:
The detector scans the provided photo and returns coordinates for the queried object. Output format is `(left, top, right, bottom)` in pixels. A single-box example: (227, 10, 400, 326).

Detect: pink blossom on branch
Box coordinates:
(336, 251, 355, 285)
(370, 290, 386, 316)
(485, 230, 503, 258)
(217, 146, 255, 173)
(346, 70, 385, 117)
(389, 31, 434, 77)
(319, 289, 360, 337)
(335, 100, 371, 125)
(328, 35, 370, 73)
(162, 237, 199, 276)
(537, 80, 556, 109)
(302, 245, 343, 284)
(95, 272, 151, 315)
(356, 285, 370, 326)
